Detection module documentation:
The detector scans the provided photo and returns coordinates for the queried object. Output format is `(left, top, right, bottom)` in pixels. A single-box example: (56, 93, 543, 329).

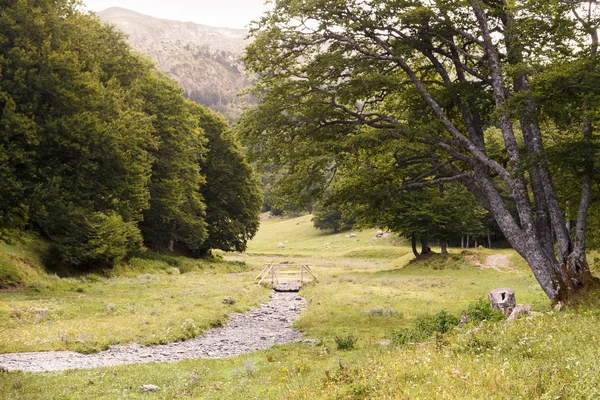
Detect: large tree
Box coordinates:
(139, 74, 208, 253)
(192, 103, 262, 255)
(239, 0, 600, 302)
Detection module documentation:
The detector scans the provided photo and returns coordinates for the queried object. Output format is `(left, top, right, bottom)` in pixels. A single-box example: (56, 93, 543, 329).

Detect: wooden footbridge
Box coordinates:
(256, 263, 318, 291)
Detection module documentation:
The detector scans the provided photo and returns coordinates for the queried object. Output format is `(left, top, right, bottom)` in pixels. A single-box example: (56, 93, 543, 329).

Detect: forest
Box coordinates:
(0, 0, 262, 271)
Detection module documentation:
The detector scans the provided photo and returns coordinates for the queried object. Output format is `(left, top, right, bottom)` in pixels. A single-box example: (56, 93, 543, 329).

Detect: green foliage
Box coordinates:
(139, 73, 208, 252)
(193, 103, 263, 254)
(462, 297, 506, 324)
(0, 0, 261, 268)
(390, 310, 459, 346)
(0, 0, 155, 267)
(238, 0, 600, 300)
(334, 333, 358, 350)
(311, 202, 354, 232)
(45, 211, 143, 268)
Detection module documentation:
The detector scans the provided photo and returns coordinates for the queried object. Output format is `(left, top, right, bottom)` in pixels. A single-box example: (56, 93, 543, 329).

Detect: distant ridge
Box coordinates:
(97, 7, 253, 121)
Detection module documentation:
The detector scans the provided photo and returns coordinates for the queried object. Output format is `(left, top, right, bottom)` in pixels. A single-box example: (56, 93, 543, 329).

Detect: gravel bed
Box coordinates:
(0, 291, 306, 372)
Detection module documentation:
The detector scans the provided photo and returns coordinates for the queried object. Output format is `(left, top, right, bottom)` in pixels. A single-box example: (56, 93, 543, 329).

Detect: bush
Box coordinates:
(363, 308, 399, 317)
(47, 210, 143, 269)
(390, 310, 459, 346)
(335, 334, 358, 350)
(462, 297, 505, 324)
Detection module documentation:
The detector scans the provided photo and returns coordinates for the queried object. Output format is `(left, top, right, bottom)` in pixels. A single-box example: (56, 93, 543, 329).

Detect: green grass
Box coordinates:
(2, 312, 600, 399)
(0, 214, 598, 399)
(0, 239, 48, 289)
(0, 242, 269, 353)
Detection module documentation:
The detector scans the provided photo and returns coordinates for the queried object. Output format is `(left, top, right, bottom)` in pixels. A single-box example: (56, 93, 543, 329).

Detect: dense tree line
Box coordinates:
(0, 0, 262, 268)
(238, 0, 600, 302)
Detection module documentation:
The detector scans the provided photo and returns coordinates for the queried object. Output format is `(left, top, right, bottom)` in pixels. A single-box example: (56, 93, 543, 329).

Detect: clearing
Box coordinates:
(1, 214, 599, 399)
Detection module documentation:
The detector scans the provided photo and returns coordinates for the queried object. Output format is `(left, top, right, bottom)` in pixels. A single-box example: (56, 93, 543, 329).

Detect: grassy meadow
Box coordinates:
(0, 242, 269, 354)
(1, 214, 600, 399)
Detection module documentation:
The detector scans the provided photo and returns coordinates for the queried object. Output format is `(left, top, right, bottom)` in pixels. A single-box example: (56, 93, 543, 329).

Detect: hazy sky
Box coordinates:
(83, 0, 272, 29)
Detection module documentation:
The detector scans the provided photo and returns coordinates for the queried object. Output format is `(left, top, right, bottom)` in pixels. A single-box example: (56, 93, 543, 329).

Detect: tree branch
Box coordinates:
(397, 173, 475, 191)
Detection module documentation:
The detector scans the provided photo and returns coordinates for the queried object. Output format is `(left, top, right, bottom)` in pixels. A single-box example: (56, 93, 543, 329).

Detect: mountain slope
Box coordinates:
(97, 7, 252, 121)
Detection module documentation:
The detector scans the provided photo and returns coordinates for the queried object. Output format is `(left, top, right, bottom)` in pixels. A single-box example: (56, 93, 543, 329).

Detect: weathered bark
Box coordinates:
(563, 9, 600, 292)
(501, 0, 557, 262)
(502, 0, 597, 299)
(469, 2, 599, 302)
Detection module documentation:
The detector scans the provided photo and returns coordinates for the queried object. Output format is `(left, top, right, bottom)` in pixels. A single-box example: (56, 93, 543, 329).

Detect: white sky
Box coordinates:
(82, 0, 272, 29)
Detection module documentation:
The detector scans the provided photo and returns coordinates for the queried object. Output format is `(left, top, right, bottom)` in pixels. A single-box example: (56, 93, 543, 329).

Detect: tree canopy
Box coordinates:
(238, 0, 600, 302)
(193, 103, 262, 255)
(0, 0, 262, 268)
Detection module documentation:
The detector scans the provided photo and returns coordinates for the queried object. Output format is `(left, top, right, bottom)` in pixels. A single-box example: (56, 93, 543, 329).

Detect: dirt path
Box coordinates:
(465, 254, 516, 273)
(0, 292, 306, 373)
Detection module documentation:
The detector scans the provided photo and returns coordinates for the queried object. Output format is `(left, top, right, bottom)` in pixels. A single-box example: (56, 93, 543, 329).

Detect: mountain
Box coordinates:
(96, 7, 253, 121)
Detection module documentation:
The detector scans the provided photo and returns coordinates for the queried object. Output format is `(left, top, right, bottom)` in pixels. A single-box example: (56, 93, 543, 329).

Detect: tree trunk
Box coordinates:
(466, 235, 470, 248)
(487, 231, 492, 249)
(474, 238, 478, 248)
(168, 221, 177, 252)
(440, 240, 448, 255)
(461, 235, 464, 249)
(420, 239, 431, 254)
(411, 233, 419, 258)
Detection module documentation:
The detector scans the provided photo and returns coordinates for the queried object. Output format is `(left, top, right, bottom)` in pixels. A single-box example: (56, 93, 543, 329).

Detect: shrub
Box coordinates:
(46, 211, 143, 269)
(335, 334, 358, 350)
(462, 297, 505, 323)
(363, 308, 399, 317)
(390, 310, 459, 346)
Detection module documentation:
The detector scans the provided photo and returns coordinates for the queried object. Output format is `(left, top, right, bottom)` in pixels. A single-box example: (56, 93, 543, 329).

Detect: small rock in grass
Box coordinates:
(140, 384, 161, 392)
(222, 297, 235, 305)
(507, 304, 532, 321)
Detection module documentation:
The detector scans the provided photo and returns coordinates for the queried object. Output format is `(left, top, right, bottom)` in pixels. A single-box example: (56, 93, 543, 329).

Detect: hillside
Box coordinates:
(96, 7, 253, 121)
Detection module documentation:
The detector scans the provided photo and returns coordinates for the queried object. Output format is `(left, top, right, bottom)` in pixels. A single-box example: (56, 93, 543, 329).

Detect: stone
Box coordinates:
(222, 297, 235, 305)
(488, 287, 516, 317)
(277, 242, 285, 248)
(140, 384, 161, 392)
(507, 304, 532, 321)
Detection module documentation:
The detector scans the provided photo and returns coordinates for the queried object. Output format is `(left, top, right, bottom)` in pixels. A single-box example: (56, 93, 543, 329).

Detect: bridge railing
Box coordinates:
(256, 264, 318, 288)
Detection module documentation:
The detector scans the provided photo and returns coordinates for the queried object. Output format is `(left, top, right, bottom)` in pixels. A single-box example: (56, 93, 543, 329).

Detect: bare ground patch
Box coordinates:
(465, 254, 516, 273)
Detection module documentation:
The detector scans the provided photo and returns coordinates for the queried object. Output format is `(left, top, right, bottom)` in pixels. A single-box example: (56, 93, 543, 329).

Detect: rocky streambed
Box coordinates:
(0, 291, 306, 372)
